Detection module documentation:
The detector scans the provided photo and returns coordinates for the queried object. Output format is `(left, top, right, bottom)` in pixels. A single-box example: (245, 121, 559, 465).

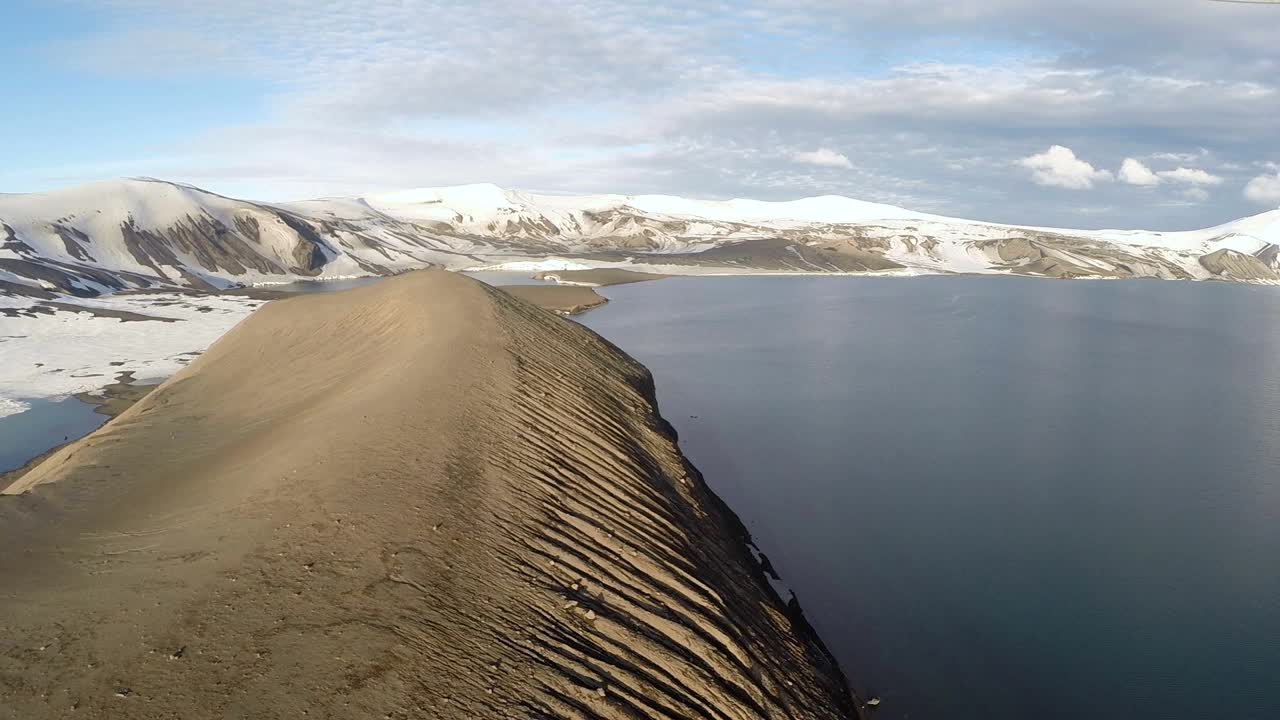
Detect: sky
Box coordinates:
(3, 0, 1280, 229)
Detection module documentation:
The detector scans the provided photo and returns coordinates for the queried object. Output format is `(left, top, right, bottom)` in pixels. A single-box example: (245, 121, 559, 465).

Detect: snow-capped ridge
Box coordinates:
(5, 177, 1280, 298)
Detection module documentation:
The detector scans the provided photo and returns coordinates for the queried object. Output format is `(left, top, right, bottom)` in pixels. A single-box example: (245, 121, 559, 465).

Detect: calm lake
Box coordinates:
(579, 276, 1280, 720)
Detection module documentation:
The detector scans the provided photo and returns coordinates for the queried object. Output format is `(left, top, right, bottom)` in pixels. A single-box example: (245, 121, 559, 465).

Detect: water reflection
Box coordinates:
(580, 276, 1280, 720)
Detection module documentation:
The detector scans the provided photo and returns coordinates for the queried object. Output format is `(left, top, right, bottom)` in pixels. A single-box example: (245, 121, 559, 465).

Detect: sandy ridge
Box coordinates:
(0, 270, 855, 719)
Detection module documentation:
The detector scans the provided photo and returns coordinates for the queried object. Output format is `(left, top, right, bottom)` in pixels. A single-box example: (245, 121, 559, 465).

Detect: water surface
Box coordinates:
(0, 398, 105, 473)
(269, 271, 543, 294)
(580, 276, 1280, 720)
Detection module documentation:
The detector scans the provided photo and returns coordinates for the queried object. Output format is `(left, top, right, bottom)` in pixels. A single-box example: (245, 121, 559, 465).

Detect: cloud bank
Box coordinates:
(9, 0, 1279, 229)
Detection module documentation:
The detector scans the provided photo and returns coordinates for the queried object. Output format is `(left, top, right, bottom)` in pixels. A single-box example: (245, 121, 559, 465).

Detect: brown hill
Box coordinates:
(1, 270, 855, 719)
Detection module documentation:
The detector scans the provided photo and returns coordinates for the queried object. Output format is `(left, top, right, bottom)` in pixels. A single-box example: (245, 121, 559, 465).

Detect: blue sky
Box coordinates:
(5, 3, 265, 180)
(3, 0, 1279, 229)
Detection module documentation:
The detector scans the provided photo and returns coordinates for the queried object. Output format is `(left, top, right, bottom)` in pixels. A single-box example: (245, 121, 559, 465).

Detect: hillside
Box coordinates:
(3, 178, 1280, 298)
(0, 271, 857, 718)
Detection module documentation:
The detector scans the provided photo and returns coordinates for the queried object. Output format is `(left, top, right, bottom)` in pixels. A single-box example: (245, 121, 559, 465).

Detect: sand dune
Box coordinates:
(0, 271, 855, 719)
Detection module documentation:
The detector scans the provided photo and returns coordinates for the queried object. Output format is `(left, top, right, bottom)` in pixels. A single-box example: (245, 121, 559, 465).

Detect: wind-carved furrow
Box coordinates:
(526, 522, 740, 660)
(509, 429, 723, 623)
(495, 431, 682, 530)
(508, 376, 753, 616)
(535, 623, 735, 720)
(491, 450, 706, 597)
(545, 509, 758, 671)
(533, 557, 771, 717)
(505, 384, 712, 563)
(531, 505, 737, 639)
(519, 456, 698, 579)
(563, 618, 750, 720)
(475, 283, 857, 718)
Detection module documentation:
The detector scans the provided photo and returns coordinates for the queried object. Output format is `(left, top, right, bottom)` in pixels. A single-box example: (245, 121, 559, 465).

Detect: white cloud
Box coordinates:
(1119, 158, 1161, 186)
(792, 148, 853, 169)
(1244, 173, 1280, 206)
(1157, 167, 1224, 186)
(1119, 159, 1222, 191)
(27, 0, 1280, 228)
(1150, 149, 1209, 163)
(1018, 145, 1111, 190)
(1180, 187, 1210, 203)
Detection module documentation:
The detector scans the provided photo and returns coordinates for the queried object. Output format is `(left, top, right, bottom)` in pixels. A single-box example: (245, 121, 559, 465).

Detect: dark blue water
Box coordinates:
(0, 397, 105, 473)
(579, 276, 1280, 720)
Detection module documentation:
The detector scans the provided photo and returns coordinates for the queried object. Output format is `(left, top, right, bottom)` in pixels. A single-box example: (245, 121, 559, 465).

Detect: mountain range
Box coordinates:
(3, 177, 1279, 298)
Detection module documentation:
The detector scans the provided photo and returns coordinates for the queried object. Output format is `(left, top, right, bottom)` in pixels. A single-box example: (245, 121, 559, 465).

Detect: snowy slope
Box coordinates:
(0, 178, 488, 296)
(4, 177, 1280, 299)
(0, 179, 346, 292)
(294, 185, 1280, 282)
(1083, 209, 1280, 254)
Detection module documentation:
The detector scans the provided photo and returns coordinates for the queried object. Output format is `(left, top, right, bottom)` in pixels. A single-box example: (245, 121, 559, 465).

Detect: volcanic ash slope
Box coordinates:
(0, 270, 854, 719)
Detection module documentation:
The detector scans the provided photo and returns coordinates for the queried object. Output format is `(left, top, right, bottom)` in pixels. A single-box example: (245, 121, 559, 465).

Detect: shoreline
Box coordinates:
(1, 271, 862, 717)
(0, 372, 157, 489)
(0, 277, 613, 421)
(0, 281, 610, 472)
(498, 284, 610, 314)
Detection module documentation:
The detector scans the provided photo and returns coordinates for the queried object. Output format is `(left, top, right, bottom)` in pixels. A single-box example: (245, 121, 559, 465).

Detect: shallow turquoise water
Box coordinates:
(0, 397, 105, 472)
(580, 276, 1280, 720)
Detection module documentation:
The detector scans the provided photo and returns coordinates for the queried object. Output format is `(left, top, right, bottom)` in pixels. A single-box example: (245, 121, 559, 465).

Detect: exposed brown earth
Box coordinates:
(534, 269, 670, 286)
(501, 284, 610, 314)
(648, 238, 906, 273)
(1199, 248, 1278, 281)
(73, 371, 159, 418)
(0, 270, 856, 719)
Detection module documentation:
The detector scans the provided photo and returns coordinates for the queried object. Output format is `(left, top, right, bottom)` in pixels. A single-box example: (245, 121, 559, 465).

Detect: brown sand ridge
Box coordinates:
(0, 270, 855, 719)
(533, 269, 669, 286)
(501, 284, 609, 314)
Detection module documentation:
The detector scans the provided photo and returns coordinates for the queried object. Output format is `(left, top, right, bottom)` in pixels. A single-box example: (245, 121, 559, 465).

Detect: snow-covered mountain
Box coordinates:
(3, 177, 1280, 298)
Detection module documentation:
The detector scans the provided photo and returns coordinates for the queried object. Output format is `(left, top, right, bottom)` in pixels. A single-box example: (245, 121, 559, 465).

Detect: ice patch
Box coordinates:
(0, 293, 266, 409)
(469, 259, 596, 272)
(0, 397, 30, 419)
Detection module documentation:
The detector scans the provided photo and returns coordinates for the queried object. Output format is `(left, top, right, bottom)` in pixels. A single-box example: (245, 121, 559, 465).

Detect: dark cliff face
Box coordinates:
(120, 216, 263, 287)
(1, 223, 35, 256)
(275, 212, 333, 275)
(0, 207, 397, 298)
(0, 257, 153, 298)
(1199, 247, 1280, 281)
(1256, 244, 1280, 269)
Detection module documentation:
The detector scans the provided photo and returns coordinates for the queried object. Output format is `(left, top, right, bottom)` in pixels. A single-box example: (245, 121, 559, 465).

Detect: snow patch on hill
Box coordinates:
(0, 292, 265, 417)
(4, 177, 1280, 300)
